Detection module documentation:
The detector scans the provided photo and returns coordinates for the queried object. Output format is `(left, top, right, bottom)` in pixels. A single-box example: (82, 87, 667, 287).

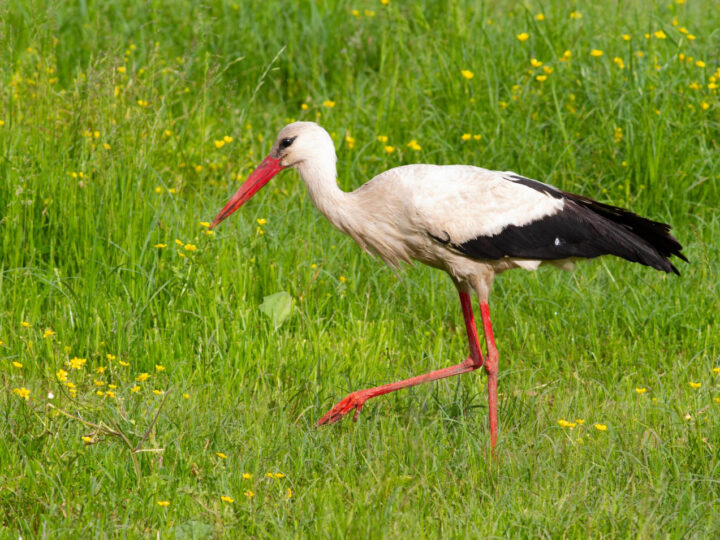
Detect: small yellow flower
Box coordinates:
(135, 372, 150, 382)
(700, 102, 709, 110)
(69, 357, 87, 370)
(384, 145, 395, 153)
(152, 389, 163, 395)
(105, 391, 116, 399)
(119, 360, 130, 367)
(536, 75, 547, 82)
(461, 133, 471, 141)
(696, 60, 706, 68)
(406, 140, 421, 151)
(94, 380, 105, 387)
(654, 30, 667, 39)
(175, 239, 184, 246)
(155, 364, 165, 372)
(244, 490, 255, 498)
(687, 34, 695, 40)
(339, 275, 347, 283)
(381, 0, 389, 4)
(43, 328, 56, 338)
(301, 103, 309, 110)
(223, 135, 233, 143)
(322, 100, 335, 108)
(108, 384, 117, 389)
(21, 321, 32, 328)
(516, 32, 530, 42)
(613, 57, 625, 69)
(220, 496, 234, 503)
(614, 127, 623, 143)
(242, 473, 252, 479)
(117, 66, 126, 73)
(194, 165, 203, 173)
(351, 9, 360, 17)
(557, 419, 576, 428)
(257, 218, 267, 226)
(216, 452, 227, 459)
(96, 390, 104, 397)
(712, 367, 720, 374)
(473, 134, 482, 141)
(12, 361, 23, 368)
(157, 500, 170, 507)
(266, 472, 285, 479)
(154, 243, 167, 249)
(13, 386, 30, 401)
(590, 49, 604, 57)
(569, 10, 582, 19)
(164, 130, 172, 137)
(130, 385, 141, 393)
(56, 369, 68, 382)
(199, 221, 210, 228)
(530, 58, 542, 67)
(377, 135, 388, 143)
(286, 488, 293, 498)
(183, 393, 190, 399)
(575, 419, 585, 425)
(214, 140, 225, 149)
(184, 244, 197, 251)
(535, 13, 545, 21)
(594, 423, 608, 431)
(635, 387, 647, 394)
(95, 366, 107, 374)
(81, 436, 93, 443)
(461, 69, 474, 80)
(560, 50, 572, 62)
(689, 381, 701, 389)
(137, 99, 149, 107)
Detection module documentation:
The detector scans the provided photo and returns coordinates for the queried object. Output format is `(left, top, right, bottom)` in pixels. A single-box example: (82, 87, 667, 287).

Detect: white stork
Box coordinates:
(210, 121, 685, 449)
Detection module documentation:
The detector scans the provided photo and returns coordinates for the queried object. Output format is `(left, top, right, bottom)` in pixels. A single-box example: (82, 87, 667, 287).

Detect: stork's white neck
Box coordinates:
(295, 157, 355, 233)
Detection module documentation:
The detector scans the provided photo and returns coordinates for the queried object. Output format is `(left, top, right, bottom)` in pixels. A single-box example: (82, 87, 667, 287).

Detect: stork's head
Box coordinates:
(210, 122, 335, 228)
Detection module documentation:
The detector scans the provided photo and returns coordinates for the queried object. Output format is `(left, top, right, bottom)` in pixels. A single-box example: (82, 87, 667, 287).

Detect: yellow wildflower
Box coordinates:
(594, 423, 608, 431)
(516, 33, 530, 42)
(12, 361, 23, 368)
(154, 243, 167, 249)
(635, 387, 647, 394)
(242, 473, 252, 479)
(461, 133, 471, 141)
(69, 357, 87, 370)
(137, 99, 149, 107)
(473, 134, 482, 141)
(381, 0, 389, 4)
(214, 140, 225, 149)
(543, 66, 553, 74)
(384, 145, 395, 153)
(461, 69, 474, 80)
(712, 367, 720, 374)
(406, 140, 421, 151)
(220, 496, 234, 503)
(117, 66, 126, 73)
(689, 381, 701, 389)
(152, 389, 163, 395)
(536, 75, 547, 82)
(43, 328, 56, 338)
(56, 369, 68, 382)
(130, 385, 141, 393)
(590, 49, 604, 57)
(244, 490, 255, 498)
(614, 127, 623, 143)
(687, 34, 695, 40)
(266, 472, 285, 479)
(256, 218, 267, 226)
(223, 135, 233, 143)
(530, 58, 542, 67)
(339, 275, 347, 283)
(157, 501, 170, 507)
(377, 135, 388, 143)
(183, 393, 190, 399)
(654, 30, 667, 39)
(575, 419, 585, 425)
(155, 364, 165, 372)
(95, 366, 107, 374)
(105, 391, 116, 398)
(535, 13, 545, 21)
(696, 60, 706, 68)
(569, 10, 582, 19)
(216, 452, 227, 459)
(301, 103, 308, 110)
(21, 321, 32, 328)
(119, 360, 129, 367)
(135, 372, 150, 382)
(714, 397, 720, 403)
(94, 380, 105, 387)
(175, 239, 184, 246)
(700, 102, 709, 110)
(14, 387, 32, 399)
(184, 244, 197, 251)
(613, 57, 625, 69)
(560, 50, 572, 62)
(322, 100, 335, 108)
(81, 436, 93, 443)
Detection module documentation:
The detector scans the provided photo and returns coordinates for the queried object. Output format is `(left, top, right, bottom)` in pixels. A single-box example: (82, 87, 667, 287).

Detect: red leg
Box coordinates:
(479, 301, 499, 450)
(317, 291, 484, 426)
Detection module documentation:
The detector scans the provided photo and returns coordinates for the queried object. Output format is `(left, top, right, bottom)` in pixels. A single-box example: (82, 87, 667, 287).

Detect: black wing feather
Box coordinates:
(434, 174, 686, 275)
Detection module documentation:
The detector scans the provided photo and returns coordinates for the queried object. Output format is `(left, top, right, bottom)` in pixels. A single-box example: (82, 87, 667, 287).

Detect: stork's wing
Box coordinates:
(409, 167, 685, 274)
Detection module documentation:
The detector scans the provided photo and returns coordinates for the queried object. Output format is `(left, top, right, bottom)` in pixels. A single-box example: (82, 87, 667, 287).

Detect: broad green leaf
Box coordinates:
(258, 291, 294, 328)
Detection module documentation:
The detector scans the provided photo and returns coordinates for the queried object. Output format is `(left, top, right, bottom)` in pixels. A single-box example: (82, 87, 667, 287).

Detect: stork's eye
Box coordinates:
(279, 136, 297, 150)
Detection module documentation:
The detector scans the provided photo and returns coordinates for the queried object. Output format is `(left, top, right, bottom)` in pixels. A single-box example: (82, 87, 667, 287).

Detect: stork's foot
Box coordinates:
(317, 390, 371, 426)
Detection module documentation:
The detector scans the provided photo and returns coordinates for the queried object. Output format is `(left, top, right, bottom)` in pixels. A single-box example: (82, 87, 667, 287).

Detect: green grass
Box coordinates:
(2, 0, 719, 536)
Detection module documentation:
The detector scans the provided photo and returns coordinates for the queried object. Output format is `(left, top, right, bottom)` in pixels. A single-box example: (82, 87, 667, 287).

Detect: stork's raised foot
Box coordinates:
(317, 390, 371, 425)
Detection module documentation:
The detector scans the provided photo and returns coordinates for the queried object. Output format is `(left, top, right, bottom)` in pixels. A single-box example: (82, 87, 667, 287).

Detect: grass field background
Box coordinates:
(1, 0, 719, 536)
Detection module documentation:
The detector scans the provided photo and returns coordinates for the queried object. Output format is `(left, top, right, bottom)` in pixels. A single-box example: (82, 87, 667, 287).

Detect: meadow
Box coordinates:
(1, 0, 719, 536)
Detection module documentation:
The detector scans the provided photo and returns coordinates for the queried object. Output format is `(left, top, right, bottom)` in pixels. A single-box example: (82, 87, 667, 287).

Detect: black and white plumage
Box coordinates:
(210, 122, 686, 445)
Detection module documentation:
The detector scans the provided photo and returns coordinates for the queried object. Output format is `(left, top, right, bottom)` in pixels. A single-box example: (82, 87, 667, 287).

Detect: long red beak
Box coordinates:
(210, 156, 285, 229)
